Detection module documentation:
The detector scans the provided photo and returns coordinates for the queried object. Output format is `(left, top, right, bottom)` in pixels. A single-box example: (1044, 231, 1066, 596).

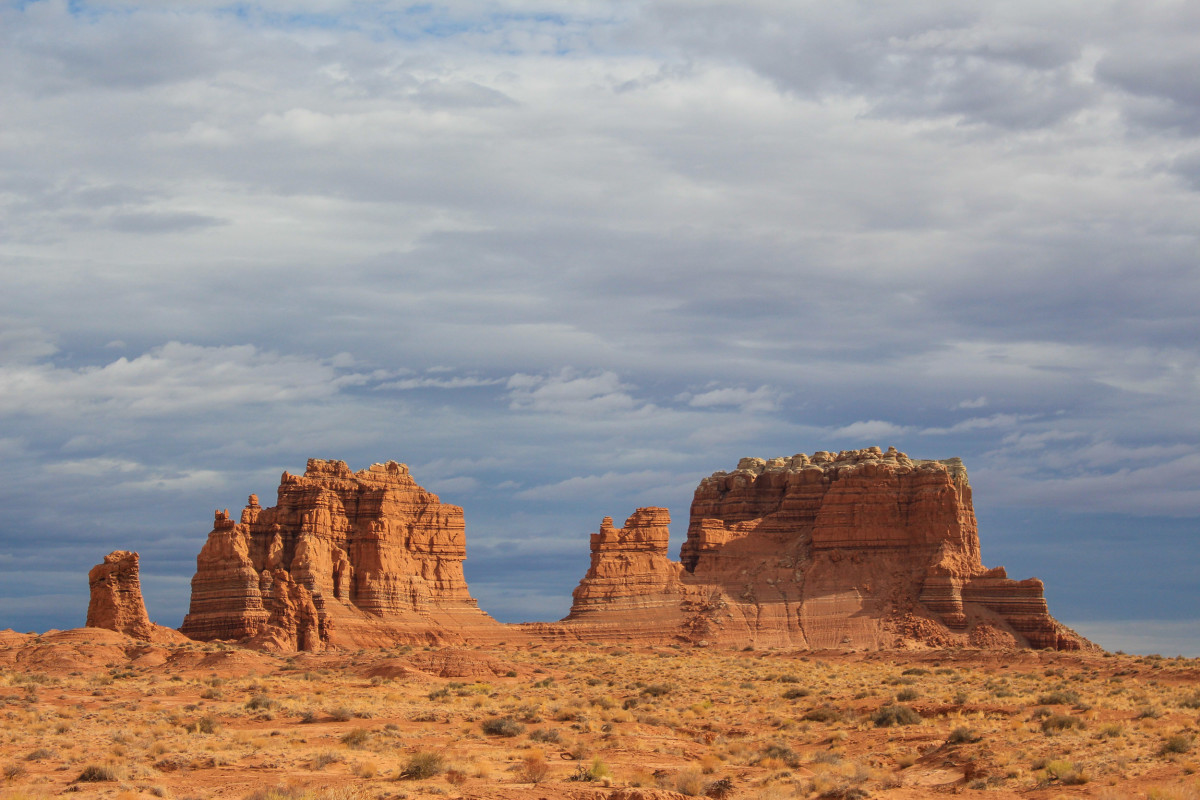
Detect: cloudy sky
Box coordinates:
(2, 0, 1198, 654)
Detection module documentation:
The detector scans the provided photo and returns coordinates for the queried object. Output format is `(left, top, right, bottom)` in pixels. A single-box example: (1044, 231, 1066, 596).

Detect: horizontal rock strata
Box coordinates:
(180, 459, 503, 651)
(555, 447, 1092, 651)
(86, 550, 154, 641)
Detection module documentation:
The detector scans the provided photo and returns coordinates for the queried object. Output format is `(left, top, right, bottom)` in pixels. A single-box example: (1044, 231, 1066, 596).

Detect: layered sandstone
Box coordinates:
(559, 447, 1091, 651)
(86, 551, 154, 641)
(180, 460, 502, 651)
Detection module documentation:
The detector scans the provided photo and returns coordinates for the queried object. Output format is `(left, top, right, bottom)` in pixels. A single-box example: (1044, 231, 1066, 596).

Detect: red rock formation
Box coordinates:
(180, 459, 503, 651)
(558, 447, 1092, 651)
(87, 551, 154, 641)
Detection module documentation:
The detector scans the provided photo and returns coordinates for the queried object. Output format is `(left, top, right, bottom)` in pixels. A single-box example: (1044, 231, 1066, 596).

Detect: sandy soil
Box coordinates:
(1, 629, 1199, 799)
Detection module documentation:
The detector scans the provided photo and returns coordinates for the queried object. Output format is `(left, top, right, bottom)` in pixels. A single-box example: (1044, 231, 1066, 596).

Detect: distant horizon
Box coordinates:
(7, 448, 1198, 658)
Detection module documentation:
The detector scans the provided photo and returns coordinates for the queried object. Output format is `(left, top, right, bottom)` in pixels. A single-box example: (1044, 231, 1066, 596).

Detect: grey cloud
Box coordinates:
(1, 1, 1199, 632)
(109, 211, 226, 233)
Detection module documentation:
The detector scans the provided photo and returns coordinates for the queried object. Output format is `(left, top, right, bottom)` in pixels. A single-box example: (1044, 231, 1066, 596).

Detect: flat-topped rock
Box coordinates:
(556, 448, 1092, 651)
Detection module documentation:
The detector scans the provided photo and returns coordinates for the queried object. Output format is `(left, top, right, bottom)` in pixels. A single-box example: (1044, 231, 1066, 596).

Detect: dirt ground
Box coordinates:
(2, 629, 1199, 799)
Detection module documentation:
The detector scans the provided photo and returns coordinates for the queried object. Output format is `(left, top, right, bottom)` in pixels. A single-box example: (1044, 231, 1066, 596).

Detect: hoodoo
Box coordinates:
(180, 459, 502, 651)
(559, 447, 1092, 650)
(86, 550, 154, 641)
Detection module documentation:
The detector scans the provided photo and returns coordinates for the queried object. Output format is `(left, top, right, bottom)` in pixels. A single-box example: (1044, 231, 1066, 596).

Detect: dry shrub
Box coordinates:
(339, 728, 370, 748)
(1041, 713, 1084, 734)
(481, 716, 524, 737)
(670, 767, 706, 796)
(871, 704, 920, 727)
(400, 750, 444, 780)
(518, 753, 550, 784)
(1039, 759, 1088, 785)
(75, 764, 119, 782)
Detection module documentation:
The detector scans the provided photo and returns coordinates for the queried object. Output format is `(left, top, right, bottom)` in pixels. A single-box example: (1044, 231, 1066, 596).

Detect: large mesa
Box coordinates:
(556, 447, 1092, 650)
(179, 459, 502, 651)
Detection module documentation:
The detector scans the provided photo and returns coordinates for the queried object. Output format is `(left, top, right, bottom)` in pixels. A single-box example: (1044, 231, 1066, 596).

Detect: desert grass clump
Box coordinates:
(75, 764, 120, 782)
(568, 757, 611, 782)
(481, 715, 524, 737)
(871, 704, 921, 727)
(1038, 758, 1088, 785)
(529, 727, 561, 744)
(947, 727, 980, 744)
(340, 728, 371, 748)
(802, 704, 842, 723)
(310, 751, 342, 770)
(781, 687, 810, 700)
(1041, 713, 1084, 734)
(1162, 734, 1195, 755)
(400, 750, 445, 780)
(246, 694, 277, 711)
(1037, 689, 1081, 706)
(518, 752, 550, 784)
(760, 743, 801, 769)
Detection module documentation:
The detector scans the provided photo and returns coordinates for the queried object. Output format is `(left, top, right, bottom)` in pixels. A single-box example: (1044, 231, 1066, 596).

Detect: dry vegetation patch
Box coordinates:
(2, 638, 1200, 798)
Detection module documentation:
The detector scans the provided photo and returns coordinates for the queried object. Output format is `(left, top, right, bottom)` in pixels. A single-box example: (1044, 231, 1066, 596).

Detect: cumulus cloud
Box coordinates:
(0, 342, 363, 417)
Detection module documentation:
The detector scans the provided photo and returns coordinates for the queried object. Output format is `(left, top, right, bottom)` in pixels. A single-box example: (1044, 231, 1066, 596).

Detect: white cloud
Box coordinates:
(829, 420, 912, 440)
(506, 369, 641, 415)
(0, 342, 363, 417)
(43, 457, 226, 493)
(515, 469, 682, 502)
(922, 414, 1027, 436)
(680, 385, 781, 413)
(956, 396, 988, 409)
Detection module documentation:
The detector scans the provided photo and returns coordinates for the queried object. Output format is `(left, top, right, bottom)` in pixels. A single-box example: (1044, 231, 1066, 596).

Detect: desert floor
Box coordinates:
(2, 630, 1199, 800)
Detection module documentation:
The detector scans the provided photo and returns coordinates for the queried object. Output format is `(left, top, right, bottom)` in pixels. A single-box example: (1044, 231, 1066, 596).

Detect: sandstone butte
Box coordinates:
(550, 447, 1094, 651)
(171, 449, 1090, 653)
(179, 459, 504, 651)
(85, 550, 190, 645)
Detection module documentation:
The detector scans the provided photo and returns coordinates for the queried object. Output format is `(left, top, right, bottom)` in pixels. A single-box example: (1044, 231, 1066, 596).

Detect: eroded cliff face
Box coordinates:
(179, 460, 502, 651)
(87, 551, 154, 641)
(559, 447, 1092, 651)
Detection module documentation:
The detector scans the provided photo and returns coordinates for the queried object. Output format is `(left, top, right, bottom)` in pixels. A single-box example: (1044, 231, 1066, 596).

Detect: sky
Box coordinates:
(1, 0, 1198, 655)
